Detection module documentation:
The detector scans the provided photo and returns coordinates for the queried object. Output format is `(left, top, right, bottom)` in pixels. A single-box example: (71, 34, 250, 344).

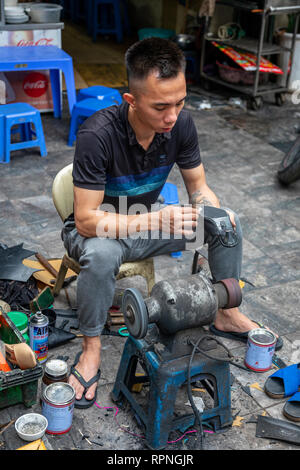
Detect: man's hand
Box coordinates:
(159, 205, 199, 237)
(225, 209, 236, 230)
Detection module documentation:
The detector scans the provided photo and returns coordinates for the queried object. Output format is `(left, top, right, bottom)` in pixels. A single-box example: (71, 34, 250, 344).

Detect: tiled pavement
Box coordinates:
(1, 88, 300, 452)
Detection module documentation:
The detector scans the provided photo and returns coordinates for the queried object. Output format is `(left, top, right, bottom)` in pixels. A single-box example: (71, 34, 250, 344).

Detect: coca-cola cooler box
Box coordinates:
(0, 27, 62, 112)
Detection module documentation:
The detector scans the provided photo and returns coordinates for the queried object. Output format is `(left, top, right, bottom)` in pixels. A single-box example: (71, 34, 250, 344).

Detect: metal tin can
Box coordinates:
(245, 328, 276, 372)
(42, 359, 68, 394)
(29, 312, 49, 364)
(42, 382, 75, 435)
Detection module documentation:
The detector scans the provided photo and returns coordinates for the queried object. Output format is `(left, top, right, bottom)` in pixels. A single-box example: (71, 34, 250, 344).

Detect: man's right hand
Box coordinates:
(159, 205, 199, 237)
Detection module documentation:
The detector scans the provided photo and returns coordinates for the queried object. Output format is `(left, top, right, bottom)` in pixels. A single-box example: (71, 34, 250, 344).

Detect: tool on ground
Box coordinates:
(111, 271, 242, 450)
(255, 415, 300, 445)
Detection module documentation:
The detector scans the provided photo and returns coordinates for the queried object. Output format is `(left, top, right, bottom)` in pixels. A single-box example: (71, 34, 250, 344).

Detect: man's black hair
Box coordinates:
(125, 37, 186, 86)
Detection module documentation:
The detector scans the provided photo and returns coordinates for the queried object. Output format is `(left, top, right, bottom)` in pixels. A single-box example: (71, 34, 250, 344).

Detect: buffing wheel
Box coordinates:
(218, 278, 242, 309)
(122, 288, 148, 339)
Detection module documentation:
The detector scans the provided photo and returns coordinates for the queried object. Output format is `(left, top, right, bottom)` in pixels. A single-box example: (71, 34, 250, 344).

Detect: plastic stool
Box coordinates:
(0, 103, 47, 164)
(89, 0, 130, 43)
(77, 85, 122, 105)
(68, 97, 115, 146)
(159, 182, 182, 258)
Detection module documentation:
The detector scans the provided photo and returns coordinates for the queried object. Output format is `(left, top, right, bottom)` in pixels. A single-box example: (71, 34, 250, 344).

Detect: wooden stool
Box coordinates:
(53, 252, 155, 297)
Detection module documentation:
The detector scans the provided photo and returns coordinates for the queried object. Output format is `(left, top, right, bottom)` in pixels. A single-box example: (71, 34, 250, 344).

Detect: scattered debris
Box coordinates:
(0, 419, 15, 435)
(250, 382, 263, 392)
(241, 385, 252, 397)
(232, 416, 245, 427)
(185, 396, 205, 413)
(78, 429, 93, 446)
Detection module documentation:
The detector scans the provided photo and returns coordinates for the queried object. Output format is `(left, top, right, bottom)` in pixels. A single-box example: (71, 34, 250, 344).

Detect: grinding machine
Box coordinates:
(111, 270, 242, 449)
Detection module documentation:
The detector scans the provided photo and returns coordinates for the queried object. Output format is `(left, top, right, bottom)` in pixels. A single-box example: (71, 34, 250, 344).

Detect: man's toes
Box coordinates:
(85, 385, 97, 401)
(69, 376, 84, 400)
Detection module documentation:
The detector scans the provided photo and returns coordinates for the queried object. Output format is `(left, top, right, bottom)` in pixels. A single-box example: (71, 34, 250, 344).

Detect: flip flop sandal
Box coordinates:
(209, 320, 283, 351)
(70, 351, 101, 409)
(264, 363, 300, 399)
(283, 391, 300, 422)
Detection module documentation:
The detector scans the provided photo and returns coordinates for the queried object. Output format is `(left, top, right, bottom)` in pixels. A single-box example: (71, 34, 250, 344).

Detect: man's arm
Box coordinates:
(180, 163, 220, 208)
(74, 186, 160, 238)
(74, 186, 198, 239)
(180, 163, 236, 228)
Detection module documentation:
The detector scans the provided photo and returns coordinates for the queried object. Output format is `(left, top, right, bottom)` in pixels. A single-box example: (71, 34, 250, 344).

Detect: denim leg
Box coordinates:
(62, 228, 125, 336)
(206, 208, 243, 282)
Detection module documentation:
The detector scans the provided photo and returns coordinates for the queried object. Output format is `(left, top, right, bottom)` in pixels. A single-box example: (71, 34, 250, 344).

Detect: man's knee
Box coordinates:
(79, 238, 123, 277)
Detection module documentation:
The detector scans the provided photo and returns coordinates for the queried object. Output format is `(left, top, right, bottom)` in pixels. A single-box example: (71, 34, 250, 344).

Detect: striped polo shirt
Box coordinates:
(72, 100, 201, 213)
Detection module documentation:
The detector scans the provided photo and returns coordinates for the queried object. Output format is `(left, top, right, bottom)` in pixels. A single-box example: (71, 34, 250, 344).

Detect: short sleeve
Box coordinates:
(175, 112, 201, 169)
(72, 130, 108, 190)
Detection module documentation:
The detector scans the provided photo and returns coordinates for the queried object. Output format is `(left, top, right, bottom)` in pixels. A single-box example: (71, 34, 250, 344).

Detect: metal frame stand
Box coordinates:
(200, 0, 300, 109)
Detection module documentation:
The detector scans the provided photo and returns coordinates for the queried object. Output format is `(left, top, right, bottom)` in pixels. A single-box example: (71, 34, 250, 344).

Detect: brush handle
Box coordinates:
(35, 253, 58, 278)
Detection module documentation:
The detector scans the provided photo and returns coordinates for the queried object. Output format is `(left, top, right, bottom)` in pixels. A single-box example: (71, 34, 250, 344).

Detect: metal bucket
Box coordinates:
(42, 382, 75, 435)
(25, 3, 62, 23)
(245, 328, 276, 372)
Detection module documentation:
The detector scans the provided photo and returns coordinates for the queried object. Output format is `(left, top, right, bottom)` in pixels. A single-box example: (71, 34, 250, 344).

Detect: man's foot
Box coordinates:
(69, 336, 101, 402)
(214, 307, 261, 335)
(212, 307, 282, 350)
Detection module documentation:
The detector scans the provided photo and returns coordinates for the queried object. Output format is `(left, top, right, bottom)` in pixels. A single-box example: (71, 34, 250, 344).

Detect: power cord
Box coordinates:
(186, 334, 249, 450)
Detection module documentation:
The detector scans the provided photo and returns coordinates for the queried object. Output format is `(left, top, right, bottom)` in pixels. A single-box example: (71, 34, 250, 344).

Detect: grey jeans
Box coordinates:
(61, 207, 243, 336)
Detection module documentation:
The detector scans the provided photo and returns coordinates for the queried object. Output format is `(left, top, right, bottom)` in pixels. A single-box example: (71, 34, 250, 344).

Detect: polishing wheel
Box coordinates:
(122, 288, 148, 339)
(218, 278, 242, 309)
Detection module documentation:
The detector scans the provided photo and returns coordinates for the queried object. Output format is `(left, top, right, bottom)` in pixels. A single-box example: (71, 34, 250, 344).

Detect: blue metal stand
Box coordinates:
(111, 333, 233, 450)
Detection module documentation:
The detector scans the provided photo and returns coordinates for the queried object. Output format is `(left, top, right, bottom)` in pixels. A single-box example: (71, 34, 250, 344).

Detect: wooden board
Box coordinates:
(23, 258, 77, 287)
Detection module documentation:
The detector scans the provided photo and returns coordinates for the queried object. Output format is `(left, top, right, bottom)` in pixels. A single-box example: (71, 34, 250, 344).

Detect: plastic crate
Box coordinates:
(0, 311, 43, 409)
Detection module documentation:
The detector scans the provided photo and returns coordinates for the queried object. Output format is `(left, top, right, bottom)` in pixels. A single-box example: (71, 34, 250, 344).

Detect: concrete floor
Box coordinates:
(1, 63, 300, 452)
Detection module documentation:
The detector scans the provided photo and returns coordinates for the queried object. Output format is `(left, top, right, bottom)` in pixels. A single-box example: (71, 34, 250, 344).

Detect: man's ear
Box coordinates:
(123, 92, 136, 109)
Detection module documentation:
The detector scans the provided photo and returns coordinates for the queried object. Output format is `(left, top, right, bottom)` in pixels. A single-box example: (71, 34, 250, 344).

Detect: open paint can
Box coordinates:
(42, 382, 75, 435)
(245, 328, 276, 372)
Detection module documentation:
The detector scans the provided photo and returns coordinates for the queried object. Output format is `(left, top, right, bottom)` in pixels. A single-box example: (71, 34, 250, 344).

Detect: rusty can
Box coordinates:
(245, 328, 276, 372)
(42, 382, 75, 435)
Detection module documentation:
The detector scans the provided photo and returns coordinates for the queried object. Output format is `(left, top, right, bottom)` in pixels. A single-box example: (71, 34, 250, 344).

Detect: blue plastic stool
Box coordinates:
(68, 97, 115, 146)
(89, 0, 130, 43)
(0, 103, 47, 164)
(159, 182, 182, 258)
(77, 85, 122, 105)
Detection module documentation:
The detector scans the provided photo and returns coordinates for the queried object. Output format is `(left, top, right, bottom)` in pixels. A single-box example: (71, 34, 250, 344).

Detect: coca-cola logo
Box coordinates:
(23, 72, 48, 98)
(17, 38, 54, 47)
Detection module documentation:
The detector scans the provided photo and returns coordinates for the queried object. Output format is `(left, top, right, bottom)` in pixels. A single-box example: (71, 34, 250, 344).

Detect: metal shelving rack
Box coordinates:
(200, 0, 300, 109)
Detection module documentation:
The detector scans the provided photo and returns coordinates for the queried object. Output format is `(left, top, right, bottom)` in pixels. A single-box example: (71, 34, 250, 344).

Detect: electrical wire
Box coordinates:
(93, 335, 246, 449)
(94, 402, 213, 445)
(187, 337, 205, 450)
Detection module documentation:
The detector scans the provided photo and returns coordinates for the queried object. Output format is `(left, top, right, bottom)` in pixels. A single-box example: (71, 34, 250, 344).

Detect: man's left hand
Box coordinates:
(225, 209, 236, 230)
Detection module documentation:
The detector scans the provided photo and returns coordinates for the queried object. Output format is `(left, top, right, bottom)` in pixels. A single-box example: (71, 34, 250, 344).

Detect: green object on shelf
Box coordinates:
(138, 28, 175, 40)
(7, 311, 30, 345)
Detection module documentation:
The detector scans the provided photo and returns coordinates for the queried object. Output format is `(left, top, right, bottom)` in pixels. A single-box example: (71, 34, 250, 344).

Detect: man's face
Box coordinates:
(131, 71, 187, 134)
